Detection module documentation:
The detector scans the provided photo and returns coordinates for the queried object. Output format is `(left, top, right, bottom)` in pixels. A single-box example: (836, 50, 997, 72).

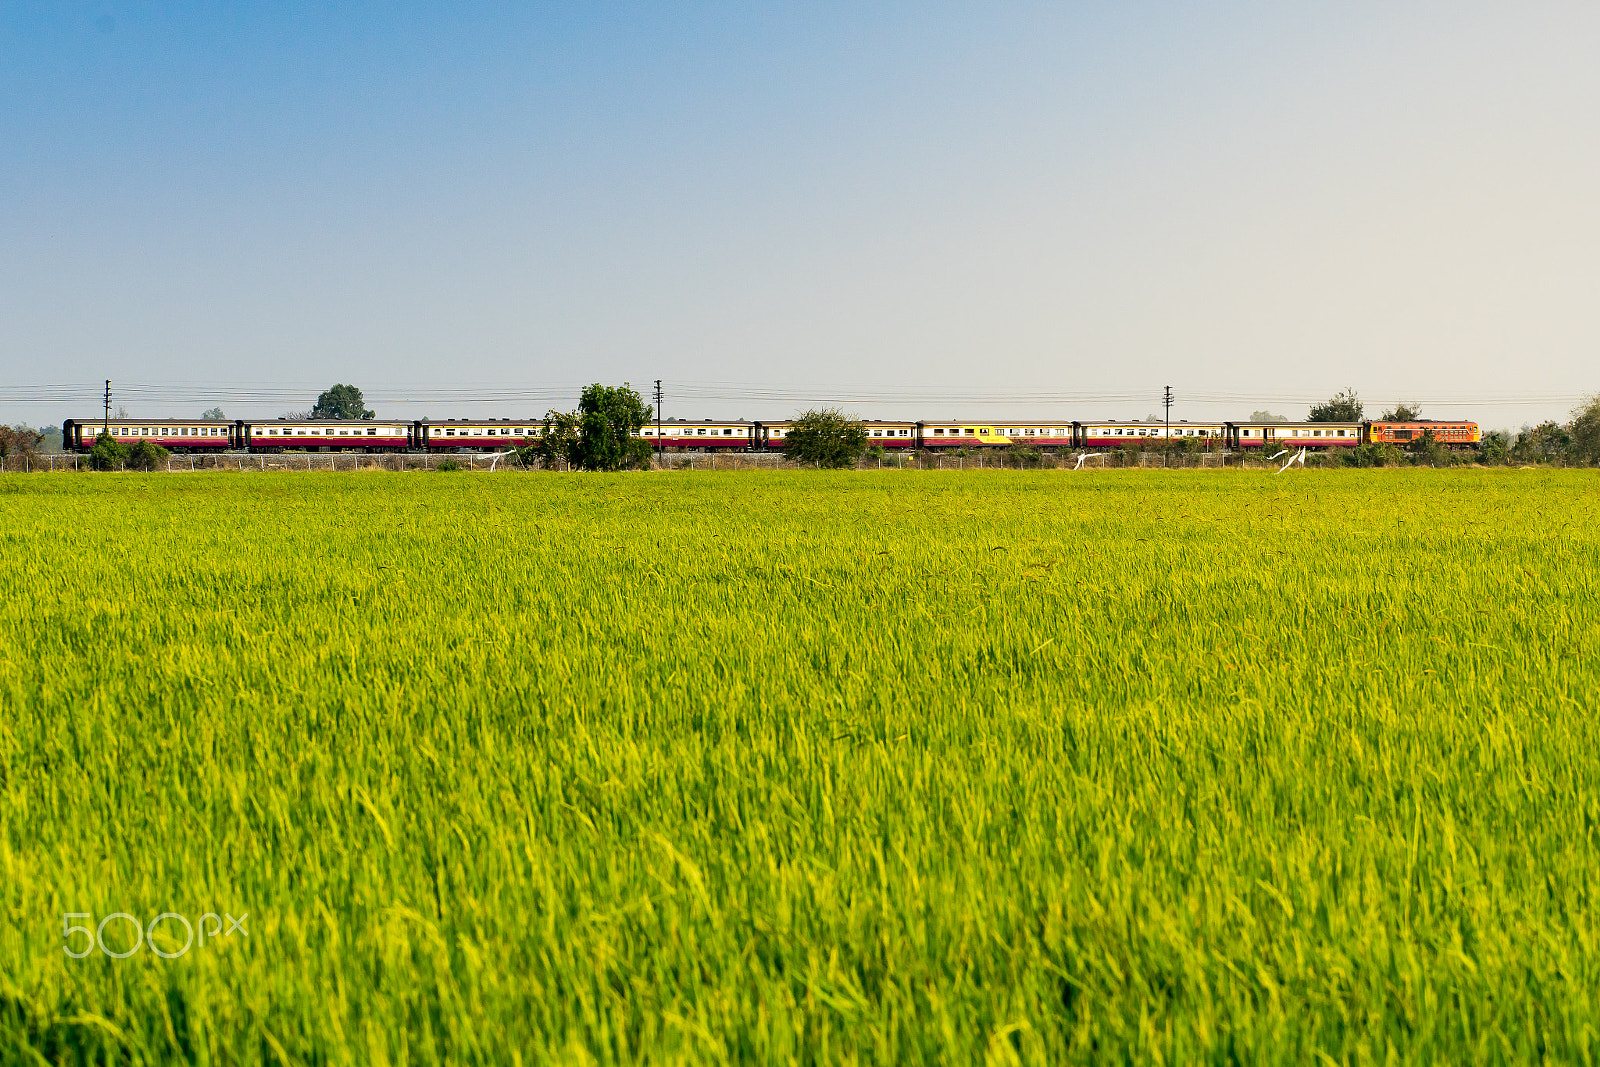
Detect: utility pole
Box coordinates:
(1163, 385, 1173, 445)
(653, 380, 663, 454)
(104, 380, 112, 433)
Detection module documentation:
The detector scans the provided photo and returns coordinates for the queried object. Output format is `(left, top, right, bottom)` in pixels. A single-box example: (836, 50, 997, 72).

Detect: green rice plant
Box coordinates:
(1, 468, 1598, 1063)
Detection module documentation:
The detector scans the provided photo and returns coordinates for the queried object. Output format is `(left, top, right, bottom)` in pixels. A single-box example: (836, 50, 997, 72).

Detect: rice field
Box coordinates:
(1, 468, 1598, 1064)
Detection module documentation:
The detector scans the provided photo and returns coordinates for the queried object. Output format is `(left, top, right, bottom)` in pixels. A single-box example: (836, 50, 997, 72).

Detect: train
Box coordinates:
(62, 415, 1482, 454)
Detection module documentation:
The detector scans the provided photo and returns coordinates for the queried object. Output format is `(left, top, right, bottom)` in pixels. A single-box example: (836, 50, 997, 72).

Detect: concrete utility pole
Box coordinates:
(104, 380, 112, 432)
(1163, 385, 1173, 443)
(653, 380, 663, 453)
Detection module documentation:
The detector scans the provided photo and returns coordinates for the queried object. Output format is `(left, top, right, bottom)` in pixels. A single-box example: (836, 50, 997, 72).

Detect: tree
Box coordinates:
(1568, 394, 1600, 465)
(1250, 411, 1289, 422)
(525, 409, 582, 468)
(1380, 403, 1422, 421)
(310, 384, 374, 420)
(201, 407, 225, 420)
(522, 383, 654, 471)
(0, 426, 42, 459)
(575, 383, 653, 471)
(1479, 430, 1511, 466)
(88, 432, 130, 471)
(1308, 389, 1363, 422)
(0, 425, 44, 470)
(781, 407, 869, 468)
(1512, 421, 1571, 464)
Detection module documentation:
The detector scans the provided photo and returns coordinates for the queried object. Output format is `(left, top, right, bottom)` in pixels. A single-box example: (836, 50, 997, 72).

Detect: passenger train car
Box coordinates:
(1225, 422, 1362, 449)
(760, 421, 918, 449)
(418, 420, 541, 450)
(246, 419, 413, 451)
(62, 418, 239, 452)
(66, 415, 1484, 454)
(642, 419, 755, 449)
(1078, 421, 1225, 449)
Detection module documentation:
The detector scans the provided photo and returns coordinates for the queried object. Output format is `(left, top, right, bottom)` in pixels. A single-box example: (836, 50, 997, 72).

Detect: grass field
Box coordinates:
(2, 468, 1598, 1064)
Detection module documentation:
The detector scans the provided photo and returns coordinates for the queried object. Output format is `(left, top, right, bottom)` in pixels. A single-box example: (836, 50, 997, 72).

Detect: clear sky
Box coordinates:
(3, 2, 1597, 429)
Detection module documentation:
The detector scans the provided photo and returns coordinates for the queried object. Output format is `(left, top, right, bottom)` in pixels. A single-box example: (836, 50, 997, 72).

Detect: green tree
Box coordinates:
(1308, 389, 1363, 422)
(88, 432, 130, 471)
(310, 384, 374, 420)
(1380, 403, 1422, 421)
(575, 383, 654, 471)
(781, 408, 869, 468)
(525, 409, 582, 468)
(201, 407, 225, 420)
(1249, 410, 1288, 422)
(1512, 421, 1571, 464)
(523, 384, 653, 471)
(1568, 394, 1600, 465)
(1479, 430, 1511, 466)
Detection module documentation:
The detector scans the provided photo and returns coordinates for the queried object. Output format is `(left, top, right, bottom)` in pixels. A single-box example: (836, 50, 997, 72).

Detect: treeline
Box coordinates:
(1302, 389, 1600, 466)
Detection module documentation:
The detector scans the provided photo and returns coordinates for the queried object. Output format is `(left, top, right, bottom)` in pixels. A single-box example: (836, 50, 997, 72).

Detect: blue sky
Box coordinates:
(3, 3, 1598, 427)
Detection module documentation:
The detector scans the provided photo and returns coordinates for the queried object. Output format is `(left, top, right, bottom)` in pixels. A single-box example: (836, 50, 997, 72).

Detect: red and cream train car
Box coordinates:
(641, 419, 756, 449)
(917, 421, 1071, 449)
(246, 419, 413, 451)
(62, 418, 238, 452)
(1078, 421, 1226, 449)
(1226, 422, 1362, 448)
(418, 420, 540, 450)
(761, 421, 917, 449)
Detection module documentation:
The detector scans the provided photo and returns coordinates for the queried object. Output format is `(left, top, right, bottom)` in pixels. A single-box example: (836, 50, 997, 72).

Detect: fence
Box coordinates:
(3, 449, 1310, 474)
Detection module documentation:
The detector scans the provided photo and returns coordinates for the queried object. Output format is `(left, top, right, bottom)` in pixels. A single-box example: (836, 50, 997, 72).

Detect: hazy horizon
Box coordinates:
(4, 3, 1597, 432)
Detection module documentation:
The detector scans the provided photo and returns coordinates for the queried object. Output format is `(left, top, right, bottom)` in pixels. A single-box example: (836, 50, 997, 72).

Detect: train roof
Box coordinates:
(68, 416, 235, 423)
(1226, 420, 1362, 428)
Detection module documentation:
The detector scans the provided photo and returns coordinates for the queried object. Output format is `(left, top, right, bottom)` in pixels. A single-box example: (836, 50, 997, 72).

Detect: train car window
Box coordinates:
(724, 428, 733, 436)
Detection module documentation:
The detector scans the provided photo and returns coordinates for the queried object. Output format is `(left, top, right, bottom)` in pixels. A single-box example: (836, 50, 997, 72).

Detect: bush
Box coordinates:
(1479, 431, 1511, 466)
(1512, 422, 1571, 465)
(1570, 395, 1600, 465)
(1348, 442, 1404, 468)
(0, 425, 45, 470)
(1002, 446, 1043, 469)
(781, 408, 869, 469)
(436, 459, 462, 473)
(125, 439, 170, 472)
(88, 433, 130, 471)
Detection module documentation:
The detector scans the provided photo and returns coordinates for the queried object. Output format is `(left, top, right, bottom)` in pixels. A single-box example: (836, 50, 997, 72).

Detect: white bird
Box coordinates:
(1276, 447, 1307, 474)
(1073, 453, 1106, 471)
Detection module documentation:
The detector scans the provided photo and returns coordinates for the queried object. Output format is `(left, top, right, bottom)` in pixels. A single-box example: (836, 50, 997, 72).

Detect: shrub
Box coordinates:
(436, 459, 462, 473)
(0, 425, 45, 471)
(125, 439, 170, 472)
(88, 433, 131, 471)
(1348, 442, 1403, 468)
(1570, 395, 1600, 465)
(1512, 422, 1571, 465)
(1002, 446, 1042, 469)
